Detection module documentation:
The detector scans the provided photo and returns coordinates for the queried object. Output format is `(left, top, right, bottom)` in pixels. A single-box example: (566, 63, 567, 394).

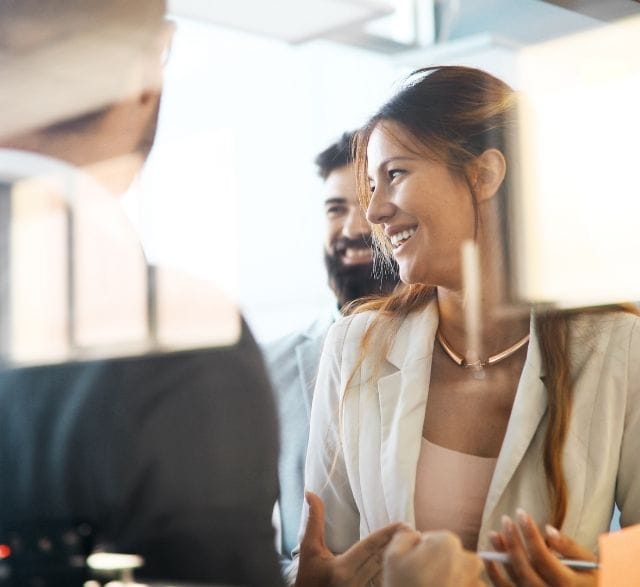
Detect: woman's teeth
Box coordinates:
(390, 228, 416, 248)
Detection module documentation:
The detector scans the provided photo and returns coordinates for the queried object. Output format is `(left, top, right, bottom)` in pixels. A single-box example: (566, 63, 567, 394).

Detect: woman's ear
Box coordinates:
(467, 148, 507, 202)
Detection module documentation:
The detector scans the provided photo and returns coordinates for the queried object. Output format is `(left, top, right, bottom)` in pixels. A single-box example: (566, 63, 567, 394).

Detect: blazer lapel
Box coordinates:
(379, 302, 438, 525)
(482, 314, 547, 524)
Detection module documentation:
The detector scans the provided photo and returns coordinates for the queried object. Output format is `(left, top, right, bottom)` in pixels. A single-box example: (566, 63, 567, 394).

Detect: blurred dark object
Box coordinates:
(0, 520, 93, 587)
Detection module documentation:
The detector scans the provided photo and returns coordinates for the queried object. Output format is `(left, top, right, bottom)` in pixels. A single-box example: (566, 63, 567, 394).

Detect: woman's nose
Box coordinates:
(366, 187, 395, 225)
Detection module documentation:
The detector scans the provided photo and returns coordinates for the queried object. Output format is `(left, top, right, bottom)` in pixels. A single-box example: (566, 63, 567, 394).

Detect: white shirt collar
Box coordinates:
(0, 148, 78, 183)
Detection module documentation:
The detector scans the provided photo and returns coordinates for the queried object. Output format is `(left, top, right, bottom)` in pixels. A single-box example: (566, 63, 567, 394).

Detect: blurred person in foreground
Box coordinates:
(263, 131, 399, 567)
(0, 1, 281, 584)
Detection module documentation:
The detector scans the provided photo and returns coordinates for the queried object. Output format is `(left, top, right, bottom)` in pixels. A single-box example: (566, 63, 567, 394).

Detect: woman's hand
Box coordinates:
(384, 529, 486, 587)
(295, 491, 407, 587)
(485, 509, 597, 587)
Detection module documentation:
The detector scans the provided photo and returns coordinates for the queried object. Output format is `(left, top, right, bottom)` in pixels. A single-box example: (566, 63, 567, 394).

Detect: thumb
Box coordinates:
(300, 491, 327, 554)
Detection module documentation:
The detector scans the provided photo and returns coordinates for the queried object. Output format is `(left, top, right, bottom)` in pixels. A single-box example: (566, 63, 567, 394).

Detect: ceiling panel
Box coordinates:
(168, 0, 394, 43)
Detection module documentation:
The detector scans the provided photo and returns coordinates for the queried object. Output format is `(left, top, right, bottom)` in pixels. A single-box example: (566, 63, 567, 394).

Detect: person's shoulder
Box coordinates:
(332, 301, 432, 342)
(262, 315, 333, 358)
(603, 308, 640, 347)
(323, 310, 379, 356)
(333, 309, 377, 334)
(567, 307, 640, 364)
(570, 306, 640, 337)
(262, 329, 306, 358)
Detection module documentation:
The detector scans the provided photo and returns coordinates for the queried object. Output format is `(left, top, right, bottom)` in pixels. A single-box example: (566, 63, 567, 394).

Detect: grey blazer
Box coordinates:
(262, 313, 334, 559)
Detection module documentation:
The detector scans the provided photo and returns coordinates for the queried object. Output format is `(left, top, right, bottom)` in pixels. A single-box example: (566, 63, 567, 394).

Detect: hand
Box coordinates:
(485, 509, 598, 587)
(294, 491, 407, 587)
(384, 529, 486, 587)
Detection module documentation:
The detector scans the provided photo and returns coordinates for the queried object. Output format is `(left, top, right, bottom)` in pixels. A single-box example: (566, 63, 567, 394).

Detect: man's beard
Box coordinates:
(325, 236, 399, 310)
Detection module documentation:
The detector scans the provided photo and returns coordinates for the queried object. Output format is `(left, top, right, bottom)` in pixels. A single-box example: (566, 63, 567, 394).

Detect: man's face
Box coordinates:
(323, 163, 398, 308)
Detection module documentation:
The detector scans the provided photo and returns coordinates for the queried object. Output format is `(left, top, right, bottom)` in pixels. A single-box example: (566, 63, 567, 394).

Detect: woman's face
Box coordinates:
(366, 121, 476, 289)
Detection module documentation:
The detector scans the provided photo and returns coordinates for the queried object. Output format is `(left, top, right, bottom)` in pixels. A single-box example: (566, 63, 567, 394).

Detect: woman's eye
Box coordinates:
(388, 169, 404, 181)
(369, 183, 375, 193)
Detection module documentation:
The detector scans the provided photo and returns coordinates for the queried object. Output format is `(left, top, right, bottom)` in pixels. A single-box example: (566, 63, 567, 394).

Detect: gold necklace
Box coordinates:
(436, 329, 530, 368)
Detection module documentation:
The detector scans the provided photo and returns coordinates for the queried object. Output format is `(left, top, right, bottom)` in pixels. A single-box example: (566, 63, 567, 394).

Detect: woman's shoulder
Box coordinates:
(326, 302, 435, 357)
(568, 307, 640, 360)
(327, 310, 379, 347)
(570, 307, 640, 335)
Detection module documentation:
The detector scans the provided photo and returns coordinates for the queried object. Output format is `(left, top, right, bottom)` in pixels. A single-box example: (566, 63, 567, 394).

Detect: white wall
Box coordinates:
(128, 17, 399, 342)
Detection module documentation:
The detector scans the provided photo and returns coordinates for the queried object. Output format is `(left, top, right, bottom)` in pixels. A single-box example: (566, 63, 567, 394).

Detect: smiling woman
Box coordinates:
(365, 123, 482, 289)
(293, 65, 640, 587)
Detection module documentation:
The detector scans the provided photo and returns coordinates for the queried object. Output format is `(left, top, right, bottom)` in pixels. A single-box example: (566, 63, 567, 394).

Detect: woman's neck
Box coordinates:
(435, 199, 531, 361)
(436, 287, 530, 364)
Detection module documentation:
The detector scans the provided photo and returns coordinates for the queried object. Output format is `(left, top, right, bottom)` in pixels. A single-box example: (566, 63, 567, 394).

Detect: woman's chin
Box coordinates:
(398, 267, 426, 286)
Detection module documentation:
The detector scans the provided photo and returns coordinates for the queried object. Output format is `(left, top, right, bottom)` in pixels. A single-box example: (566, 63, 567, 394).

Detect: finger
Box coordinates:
(495, 519, 523, 584)
(489, 530, 507, 551)
(460, 551, 485, 586)
(300, 491, 326, 553)
(351, 551, 384, 585)
(384, 529, 421, 563)
(545, 524, 597, 562)
(515, 509, 573, 584)
(345, 522, 407, 566)
(484, 559, 515, 587)
(501, 515, 546, 587)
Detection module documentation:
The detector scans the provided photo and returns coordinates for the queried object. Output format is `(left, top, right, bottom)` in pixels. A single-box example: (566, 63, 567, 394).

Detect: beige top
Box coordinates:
(414, 438, 497, 550)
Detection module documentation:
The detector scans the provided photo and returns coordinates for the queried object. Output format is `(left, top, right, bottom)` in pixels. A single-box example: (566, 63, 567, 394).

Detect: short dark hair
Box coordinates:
(314, 131, 357, 180)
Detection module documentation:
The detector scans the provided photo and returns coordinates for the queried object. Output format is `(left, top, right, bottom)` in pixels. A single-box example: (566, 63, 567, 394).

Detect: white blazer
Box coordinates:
(303, 300, 640, 554)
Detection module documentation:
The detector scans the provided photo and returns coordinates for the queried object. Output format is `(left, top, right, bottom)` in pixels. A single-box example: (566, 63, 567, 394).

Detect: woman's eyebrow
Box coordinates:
(375, 156, 417, 169)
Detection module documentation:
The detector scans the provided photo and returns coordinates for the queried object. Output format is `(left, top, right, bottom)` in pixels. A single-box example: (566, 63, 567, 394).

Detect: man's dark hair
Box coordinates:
(314, 131, 356, 180)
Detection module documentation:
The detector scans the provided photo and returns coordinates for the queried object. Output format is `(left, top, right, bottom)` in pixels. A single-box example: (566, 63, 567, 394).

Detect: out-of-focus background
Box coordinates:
(125, 0, 640, 342)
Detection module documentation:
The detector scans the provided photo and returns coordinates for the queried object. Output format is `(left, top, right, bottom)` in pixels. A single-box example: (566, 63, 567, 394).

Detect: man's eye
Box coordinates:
(326, 206, 347, 217)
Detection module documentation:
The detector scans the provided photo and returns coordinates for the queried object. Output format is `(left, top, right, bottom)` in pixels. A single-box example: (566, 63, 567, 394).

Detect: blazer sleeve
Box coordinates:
(297, 317, 360, 555)
(617, 316, 640, 527)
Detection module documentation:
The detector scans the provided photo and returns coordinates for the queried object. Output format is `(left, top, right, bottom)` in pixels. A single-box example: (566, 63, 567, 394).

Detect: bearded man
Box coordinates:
(263, 131, 399, 566)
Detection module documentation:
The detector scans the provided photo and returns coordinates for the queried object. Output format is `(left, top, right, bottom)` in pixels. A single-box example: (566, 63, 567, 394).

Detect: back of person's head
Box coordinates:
(0, 0, 167, 140)
(315, 130, 357, 180)
(355, 65, 516, 260)
(0, 0, 165, 42)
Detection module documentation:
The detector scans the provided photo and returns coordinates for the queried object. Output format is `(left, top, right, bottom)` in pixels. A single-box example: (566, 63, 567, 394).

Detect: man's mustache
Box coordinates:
(332, 235, 373, 257)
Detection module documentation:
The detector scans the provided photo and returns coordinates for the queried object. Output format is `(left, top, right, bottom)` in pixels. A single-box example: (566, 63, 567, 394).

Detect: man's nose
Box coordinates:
(342, 207, 370, 240)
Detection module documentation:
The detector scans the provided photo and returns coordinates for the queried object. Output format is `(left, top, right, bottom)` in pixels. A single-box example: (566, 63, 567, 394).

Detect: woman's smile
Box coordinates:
(389, 226, 417, 249)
